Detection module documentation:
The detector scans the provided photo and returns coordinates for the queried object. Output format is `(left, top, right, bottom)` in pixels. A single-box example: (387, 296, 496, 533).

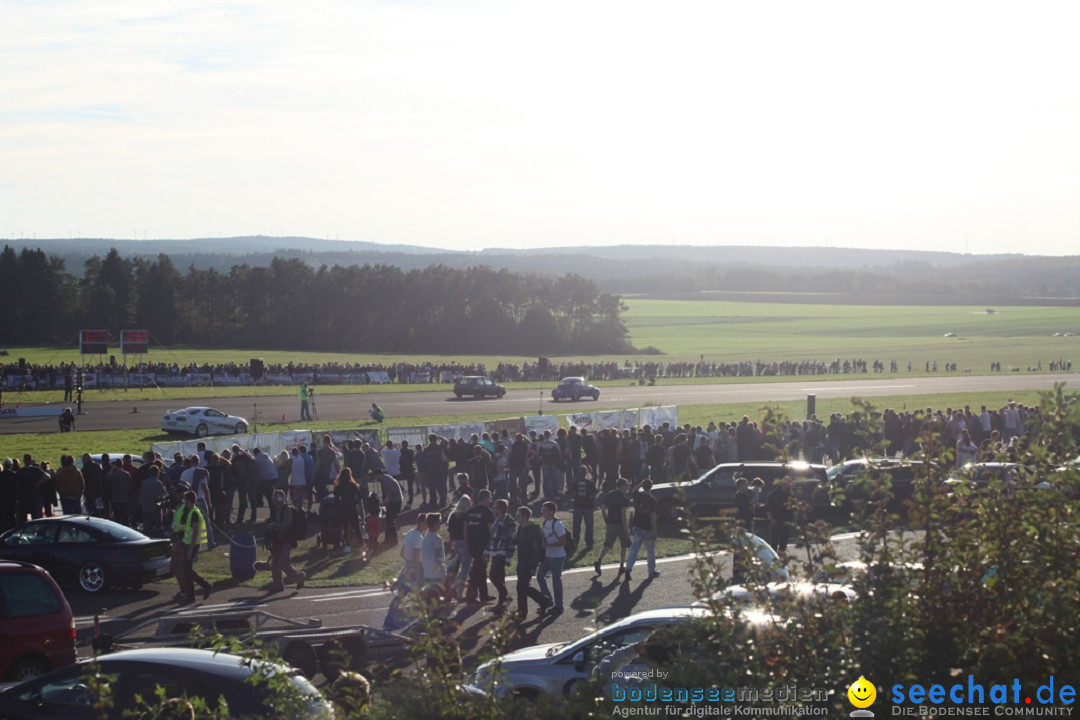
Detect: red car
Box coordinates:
(0, 560, 77, 681)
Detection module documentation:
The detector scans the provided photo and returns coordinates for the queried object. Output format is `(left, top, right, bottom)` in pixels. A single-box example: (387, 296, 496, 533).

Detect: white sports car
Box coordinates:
(161, 406, 249, 437)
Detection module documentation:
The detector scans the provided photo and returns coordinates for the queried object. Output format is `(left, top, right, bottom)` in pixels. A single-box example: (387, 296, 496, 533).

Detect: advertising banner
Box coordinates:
(266, 374, 293, 385)
(365, 371, 391, 384)
(189, 373, 213, 387)
(81, 372, 98, 389)
(3, 375, 34, 389)
(129, 373, 157, 387)
(429, 423, 483, 441)
(486, 417, 525, 436)
(524, 415, 559, 435)
(564, 412, 596, 430)
(155, 375, 189, 387)
(214, 375, 244, 386)
(388, 426, 429, 449)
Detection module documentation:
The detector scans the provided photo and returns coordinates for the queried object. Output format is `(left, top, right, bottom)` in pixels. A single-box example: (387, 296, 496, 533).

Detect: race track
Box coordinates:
(0, 372, 1074, 435)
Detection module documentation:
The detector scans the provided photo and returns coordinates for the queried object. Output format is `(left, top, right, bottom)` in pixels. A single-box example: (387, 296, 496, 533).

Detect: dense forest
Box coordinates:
(0, 246, 630, 354)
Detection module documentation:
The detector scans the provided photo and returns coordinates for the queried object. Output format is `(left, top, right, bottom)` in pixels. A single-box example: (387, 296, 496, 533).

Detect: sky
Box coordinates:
(3, 1, 1080, 255)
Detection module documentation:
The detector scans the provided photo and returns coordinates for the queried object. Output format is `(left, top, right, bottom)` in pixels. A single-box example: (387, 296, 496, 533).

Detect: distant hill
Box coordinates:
(4, 236, 1078, 298)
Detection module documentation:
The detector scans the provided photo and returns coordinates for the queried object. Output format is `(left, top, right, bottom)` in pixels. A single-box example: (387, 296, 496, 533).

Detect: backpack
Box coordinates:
(546, 518, 576, 556)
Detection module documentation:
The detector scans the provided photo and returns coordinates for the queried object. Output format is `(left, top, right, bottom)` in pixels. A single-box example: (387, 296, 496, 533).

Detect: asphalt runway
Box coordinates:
(1, 372, 1074, 435)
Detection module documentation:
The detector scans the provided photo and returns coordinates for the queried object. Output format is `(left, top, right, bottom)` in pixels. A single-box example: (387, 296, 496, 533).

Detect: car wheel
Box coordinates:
(6, 655, 51, 682)
(195, 423, 209, 437)
(497, 389, 505, 398)
(235, 422, 248, 434)
(283, 641, 318, 678)
(455, 392, 463, 399)
(79, 561, 107, 592)
(591, 392, 600, 400)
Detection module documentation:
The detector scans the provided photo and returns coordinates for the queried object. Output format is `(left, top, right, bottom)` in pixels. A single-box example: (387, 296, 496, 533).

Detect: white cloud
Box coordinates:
(2, 0, 1079, 253)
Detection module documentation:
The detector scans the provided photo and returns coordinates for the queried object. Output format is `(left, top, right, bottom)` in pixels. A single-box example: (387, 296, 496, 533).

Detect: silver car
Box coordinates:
(161, 406, 249, 437)
(474, 607, 708, 698)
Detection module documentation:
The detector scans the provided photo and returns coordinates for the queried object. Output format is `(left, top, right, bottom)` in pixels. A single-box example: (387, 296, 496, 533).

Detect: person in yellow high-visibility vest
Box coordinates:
(173, 490, 213, 603)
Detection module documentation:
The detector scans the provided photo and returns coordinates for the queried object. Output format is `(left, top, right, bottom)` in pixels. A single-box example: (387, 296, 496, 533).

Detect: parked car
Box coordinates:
(453, 376, 506, 399)
(650, 461, 830, 525)
(550, 377, 599, 402)
(825, 458, 926, 514)
(0, 560, 77, 682)
(160, 406, 249, 437)
(941, 462, 1039, 494)
(694, 581, 856, 609)
(0, 517, 172, 593)
(474, 607, 709, 698)
(0, 648, 333, 720)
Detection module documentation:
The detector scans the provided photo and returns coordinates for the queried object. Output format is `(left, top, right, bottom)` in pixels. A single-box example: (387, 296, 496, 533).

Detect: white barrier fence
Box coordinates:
(148, 406, 678, 458)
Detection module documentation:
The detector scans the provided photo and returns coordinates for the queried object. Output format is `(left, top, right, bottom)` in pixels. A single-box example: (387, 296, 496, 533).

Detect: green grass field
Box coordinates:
(621, 298, 1080, 368)
(6, 299, 1078, 374)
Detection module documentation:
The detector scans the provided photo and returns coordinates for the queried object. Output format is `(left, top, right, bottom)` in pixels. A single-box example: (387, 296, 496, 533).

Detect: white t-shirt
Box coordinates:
(401, 528, 424, 564)
(290, 455, 307, 486)
(421, 531, 446, 581)
(382, 448, 401, 476)
(542, 518, 567, 559)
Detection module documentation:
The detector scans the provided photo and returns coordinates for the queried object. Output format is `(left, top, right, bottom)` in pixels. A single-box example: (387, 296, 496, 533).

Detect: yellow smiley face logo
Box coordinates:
(848, 677, 876, 708)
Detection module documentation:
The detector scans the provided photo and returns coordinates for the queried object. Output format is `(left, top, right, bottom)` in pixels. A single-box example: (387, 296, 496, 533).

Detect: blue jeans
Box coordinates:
(626, 527, 656, 576)
(573, 508, 594, 547)
(542, 464, 562, 498)
(537, 555, 564, 610)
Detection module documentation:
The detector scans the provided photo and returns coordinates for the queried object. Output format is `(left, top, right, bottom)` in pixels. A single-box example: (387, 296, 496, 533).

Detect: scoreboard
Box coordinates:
(79, 330, 109, 355)
(121, 329, 149, 355)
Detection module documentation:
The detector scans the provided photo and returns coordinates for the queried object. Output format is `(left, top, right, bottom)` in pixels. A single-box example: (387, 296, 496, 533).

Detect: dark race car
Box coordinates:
(0, 517, 172, 593)
(550, 377, 600, 402)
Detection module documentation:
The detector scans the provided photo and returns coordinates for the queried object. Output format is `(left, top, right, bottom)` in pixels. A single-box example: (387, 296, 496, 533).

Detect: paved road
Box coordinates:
(70, 530, 866, 673)
(2, 373, 1074, 434)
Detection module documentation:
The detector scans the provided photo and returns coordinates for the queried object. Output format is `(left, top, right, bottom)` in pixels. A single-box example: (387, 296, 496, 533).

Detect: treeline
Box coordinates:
(0, 246, 630, 354)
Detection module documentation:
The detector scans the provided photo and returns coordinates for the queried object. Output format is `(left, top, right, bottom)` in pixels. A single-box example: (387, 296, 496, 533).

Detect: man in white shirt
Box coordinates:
(420, 513, 446, 585)
(382, 441, 402, 478)
(536, 501, 567, 615)
(400, 514, 426, 587)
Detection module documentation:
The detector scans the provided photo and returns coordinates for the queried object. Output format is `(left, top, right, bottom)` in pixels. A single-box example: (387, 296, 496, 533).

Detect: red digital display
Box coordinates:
(80, 330, 109, 355)
(121, 329, 150, 354)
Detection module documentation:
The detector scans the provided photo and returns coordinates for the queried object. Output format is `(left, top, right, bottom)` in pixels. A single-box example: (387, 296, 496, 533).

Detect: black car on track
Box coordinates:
(0, 648, 332, 720)
(453, 376, 506, 399)
(650, 461, 831, 524)
(0, 517, 171, 593)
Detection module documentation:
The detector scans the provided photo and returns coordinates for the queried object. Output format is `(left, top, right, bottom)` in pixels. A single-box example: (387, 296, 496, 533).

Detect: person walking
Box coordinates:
(314, 435, 341, 503)
(266, 490, 306, 592)
(485, 499, 516, 608)
(536, 501, 567, 615)
(463, 490, 495, 605)
(570, 466, 596, 549)
(513, 506, 547, 620)
(594, 478, 631, 576)
(624, 479, 659, 583)
(173, 491, 213, 603)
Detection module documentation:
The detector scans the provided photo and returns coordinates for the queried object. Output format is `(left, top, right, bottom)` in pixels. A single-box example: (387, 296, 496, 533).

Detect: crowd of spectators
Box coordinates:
(1, 356, 1073, 390)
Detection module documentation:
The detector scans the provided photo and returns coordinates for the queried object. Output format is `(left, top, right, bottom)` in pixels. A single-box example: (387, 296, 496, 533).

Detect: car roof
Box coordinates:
(14, 515, 149, 536)
(87, 648, 260, 679)
(564, 606, 707, 651)
(179, 406, 212, 412)
(559, 377, 585, 382)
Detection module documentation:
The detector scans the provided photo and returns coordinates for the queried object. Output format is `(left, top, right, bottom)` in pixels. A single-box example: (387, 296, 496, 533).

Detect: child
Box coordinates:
(364, 491, 382, 553)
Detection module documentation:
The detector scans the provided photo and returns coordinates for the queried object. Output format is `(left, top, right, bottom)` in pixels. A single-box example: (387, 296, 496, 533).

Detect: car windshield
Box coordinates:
(560, 379, 580, 385)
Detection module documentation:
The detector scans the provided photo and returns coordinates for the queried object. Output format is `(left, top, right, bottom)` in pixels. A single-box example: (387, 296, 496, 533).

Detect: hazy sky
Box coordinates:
(4, 1, 1080, 255)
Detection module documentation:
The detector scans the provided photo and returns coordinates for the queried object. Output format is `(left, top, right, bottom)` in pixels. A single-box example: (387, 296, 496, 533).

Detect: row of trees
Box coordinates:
(0, 247, 631, 354)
